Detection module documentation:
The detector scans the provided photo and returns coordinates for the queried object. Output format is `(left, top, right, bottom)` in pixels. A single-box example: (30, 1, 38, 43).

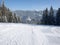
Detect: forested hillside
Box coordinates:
(41, 6, 60, 26)
(0, 1, 20, 23)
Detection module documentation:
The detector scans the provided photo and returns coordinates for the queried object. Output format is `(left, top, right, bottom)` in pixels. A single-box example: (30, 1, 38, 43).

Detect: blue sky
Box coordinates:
(0, 0, 60, 11)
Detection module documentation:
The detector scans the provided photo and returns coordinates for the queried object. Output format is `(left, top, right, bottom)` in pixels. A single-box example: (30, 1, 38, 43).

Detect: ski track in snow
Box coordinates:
(0, 23, 60, 45)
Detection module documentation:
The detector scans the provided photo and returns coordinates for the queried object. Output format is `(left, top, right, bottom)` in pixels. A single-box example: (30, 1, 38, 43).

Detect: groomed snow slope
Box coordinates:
(0, 23, 60, 45)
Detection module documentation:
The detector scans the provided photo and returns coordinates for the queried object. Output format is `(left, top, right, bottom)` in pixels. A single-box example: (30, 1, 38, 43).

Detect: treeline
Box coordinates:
(0, 4, 20, 23)
(40, 6, 60, 26)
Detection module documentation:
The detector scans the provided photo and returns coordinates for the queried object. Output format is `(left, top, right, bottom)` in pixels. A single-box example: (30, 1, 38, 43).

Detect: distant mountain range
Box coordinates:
(14, 10, 43, 23)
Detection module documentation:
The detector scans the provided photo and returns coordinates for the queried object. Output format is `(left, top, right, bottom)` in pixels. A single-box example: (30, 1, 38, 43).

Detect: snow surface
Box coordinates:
(0, 23, 60, 45)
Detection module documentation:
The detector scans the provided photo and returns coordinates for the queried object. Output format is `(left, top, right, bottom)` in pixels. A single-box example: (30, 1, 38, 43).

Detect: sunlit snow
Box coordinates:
(0, 23, 60, 45)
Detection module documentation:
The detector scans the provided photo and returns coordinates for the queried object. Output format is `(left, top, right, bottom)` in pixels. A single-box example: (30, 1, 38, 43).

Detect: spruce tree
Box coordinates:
(56, 8, 60, 25)
(13, 13, 17, 23)
(49, 6, 54, 25)
(42, 8, 48, 25)
(8, 12, 12, 22)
